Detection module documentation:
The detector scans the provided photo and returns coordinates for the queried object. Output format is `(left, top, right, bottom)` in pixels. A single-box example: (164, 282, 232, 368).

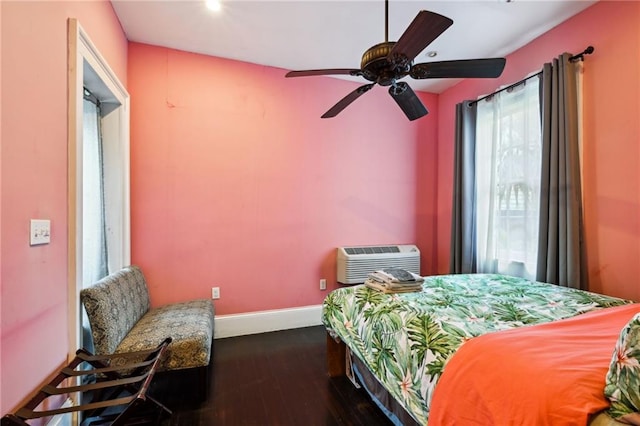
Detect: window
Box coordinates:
(451, 55, 582, 286)
(475, 77, 541, 279)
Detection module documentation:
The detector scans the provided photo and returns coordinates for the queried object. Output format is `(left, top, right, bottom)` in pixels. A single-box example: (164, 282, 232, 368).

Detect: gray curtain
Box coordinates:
(536, 53, 584, 289)
(450, 101, 478, 273)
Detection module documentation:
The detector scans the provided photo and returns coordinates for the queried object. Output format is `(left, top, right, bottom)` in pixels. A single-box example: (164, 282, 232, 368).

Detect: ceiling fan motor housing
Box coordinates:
(360, 42, 410, 86)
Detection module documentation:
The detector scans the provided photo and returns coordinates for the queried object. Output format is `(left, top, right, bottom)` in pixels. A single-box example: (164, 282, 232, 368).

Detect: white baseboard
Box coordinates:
(214, 304, 323, 339)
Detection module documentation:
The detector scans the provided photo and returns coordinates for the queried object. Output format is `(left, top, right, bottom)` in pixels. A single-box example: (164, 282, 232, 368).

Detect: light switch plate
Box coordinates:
(30, 219, 51, 245)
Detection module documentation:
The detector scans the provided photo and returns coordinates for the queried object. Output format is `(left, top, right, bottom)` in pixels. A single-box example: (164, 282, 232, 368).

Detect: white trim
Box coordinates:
(77, 28, 127, 101)
(214, 305, 323, 339)
(67, 18, 130, 360)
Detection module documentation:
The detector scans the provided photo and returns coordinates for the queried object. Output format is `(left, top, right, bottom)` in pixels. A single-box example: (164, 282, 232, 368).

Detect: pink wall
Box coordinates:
(2, 0, 636, 417)
(415, 101, 440, 275)
(0, 1, 127, 414)
(128, 43, 438, 315)
(437, 2, 640, 299)
(0, 0, 3, 411)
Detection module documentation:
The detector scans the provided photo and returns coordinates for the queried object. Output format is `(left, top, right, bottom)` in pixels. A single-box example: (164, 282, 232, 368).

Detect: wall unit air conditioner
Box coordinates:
(336, 244, 420, 285)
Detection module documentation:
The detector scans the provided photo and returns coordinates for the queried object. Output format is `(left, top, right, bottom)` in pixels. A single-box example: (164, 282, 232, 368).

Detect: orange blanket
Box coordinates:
(429, 303, 640, 426)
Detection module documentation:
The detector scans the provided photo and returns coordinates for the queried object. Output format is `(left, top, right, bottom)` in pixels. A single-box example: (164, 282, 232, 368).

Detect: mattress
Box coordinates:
(322, 273, 630, 424)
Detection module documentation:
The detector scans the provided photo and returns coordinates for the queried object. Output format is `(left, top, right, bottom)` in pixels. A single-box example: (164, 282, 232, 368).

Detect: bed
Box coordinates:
(321, 273, 640, 425)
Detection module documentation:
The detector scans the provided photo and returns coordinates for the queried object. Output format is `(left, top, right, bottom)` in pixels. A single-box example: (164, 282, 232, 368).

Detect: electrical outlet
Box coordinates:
(320, 279, 327, 290)
(212, 287, 220, 299)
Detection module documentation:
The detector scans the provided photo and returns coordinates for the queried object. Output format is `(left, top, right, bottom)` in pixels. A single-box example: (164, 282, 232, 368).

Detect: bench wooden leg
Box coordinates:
(326, 332, 346, 378)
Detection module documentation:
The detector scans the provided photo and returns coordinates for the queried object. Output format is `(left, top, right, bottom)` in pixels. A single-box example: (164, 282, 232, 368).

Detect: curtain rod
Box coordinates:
(468, 72, 541, 106)
(468, 46, 594, 106)
(83, 87, 101, 106)
(569, 45, 594, 62)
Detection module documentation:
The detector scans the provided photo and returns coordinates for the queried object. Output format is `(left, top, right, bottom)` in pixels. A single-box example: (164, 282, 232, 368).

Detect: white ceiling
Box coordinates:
(111, 0, 596, 93)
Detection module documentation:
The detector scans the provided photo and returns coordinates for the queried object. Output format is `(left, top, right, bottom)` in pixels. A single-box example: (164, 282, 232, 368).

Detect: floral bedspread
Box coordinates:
(322, 274, 630, 425)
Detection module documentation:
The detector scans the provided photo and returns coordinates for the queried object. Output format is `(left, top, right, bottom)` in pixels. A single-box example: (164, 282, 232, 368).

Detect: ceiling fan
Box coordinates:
(285, 0, 506, 121)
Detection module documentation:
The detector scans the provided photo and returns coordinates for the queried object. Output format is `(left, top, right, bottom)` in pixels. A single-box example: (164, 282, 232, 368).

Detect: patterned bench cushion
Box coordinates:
(81, 265, 214, 371)
(115, 299, 214, 370)
(81, 265, 150, 355)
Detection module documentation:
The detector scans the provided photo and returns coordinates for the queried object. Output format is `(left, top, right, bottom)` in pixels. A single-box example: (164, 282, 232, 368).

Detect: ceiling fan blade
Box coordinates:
(285, 69, 363, 78)
(389, 11, 453, 63)
(410, 58, 507, 79)
(321, 83, 375, 118)
(388, 82, 428, 121)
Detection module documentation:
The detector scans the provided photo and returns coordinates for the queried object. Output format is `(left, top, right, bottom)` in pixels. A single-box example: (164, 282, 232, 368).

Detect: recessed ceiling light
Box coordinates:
(426, 51, 438, 58)
(205, 0, 222, 12)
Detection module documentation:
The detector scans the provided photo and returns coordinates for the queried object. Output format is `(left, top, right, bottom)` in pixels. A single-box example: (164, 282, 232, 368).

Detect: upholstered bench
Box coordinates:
(80, 265, 214, 402)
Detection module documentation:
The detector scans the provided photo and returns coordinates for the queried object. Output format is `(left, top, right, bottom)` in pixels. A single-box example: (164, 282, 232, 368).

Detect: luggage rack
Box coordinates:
(1, 338, 172, 426)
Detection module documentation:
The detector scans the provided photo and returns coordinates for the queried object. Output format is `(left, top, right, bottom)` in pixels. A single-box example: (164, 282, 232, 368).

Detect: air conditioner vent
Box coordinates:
(337, 244, 420, 285)
(344, 246, 400, 255)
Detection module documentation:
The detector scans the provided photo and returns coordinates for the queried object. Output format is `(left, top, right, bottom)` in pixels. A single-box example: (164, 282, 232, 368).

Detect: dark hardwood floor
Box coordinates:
(160, 326, 391, 425)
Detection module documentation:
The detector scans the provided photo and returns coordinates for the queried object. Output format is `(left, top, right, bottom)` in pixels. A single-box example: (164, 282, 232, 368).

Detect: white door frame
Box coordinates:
(67, 18, 130, 358)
